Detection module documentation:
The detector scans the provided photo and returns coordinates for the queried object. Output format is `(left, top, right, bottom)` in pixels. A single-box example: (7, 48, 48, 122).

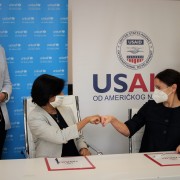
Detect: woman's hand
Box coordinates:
(77, 115, 100, 131)
(176, 145, 180, 153)
(101, 115, 115, 127)
(88, 115, 101, 124)
(79, 148, 91, 156)
(0, 92, 7, 102)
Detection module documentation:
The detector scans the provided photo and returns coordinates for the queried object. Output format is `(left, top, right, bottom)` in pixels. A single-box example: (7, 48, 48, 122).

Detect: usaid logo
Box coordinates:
(116, 31, 154, 70)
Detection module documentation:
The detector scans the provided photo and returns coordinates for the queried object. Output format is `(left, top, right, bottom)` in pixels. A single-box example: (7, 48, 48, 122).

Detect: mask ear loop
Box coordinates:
(167, 91, 173, 96)
(165, 86, 174, 96)
(160, 86, 172, 96)
(49, 95, 56, 103)
(171, 84, 177, 95)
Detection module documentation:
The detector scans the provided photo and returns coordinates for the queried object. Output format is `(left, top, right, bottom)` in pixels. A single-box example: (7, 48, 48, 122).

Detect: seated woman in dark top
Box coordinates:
(101, 69, 180, 153)
(28, 74, 100, 158)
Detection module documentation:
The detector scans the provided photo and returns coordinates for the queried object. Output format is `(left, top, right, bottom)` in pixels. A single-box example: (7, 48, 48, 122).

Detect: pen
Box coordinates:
(55, 158, 60, 164)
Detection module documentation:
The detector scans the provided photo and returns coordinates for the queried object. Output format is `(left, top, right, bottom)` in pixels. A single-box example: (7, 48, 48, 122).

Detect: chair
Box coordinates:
(128, 108, 145, 153)
(23, 95, 102, 158)
(23, 97, 36, 158)
(62, 96, 103, 155)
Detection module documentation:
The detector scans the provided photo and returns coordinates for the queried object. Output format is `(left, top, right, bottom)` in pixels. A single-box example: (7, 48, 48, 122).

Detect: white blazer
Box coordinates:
(0, 46, 12, 130)
(28, 105, 88, 158)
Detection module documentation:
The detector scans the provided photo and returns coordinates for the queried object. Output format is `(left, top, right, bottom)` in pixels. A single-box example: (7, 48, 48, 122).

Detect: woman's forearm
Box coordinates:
(76, 118, 90, 131)
(111, 117, 130, 137)
(76, 115, 100, 131)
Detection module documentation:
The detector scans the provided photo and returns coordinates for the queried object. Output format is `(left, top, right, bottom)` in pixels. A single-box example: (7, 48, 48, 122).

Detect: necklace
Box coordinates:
(54, 113, 60, 124)
(42, 104, 57, 115)
(51, 112, 61, 124)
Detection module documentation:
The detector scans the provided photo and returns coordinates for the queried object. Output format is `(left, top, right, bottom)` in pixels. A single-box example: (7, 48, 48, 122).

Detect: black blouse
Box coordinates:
(50, 109, 80, 157)
(125, 100, 180, 152)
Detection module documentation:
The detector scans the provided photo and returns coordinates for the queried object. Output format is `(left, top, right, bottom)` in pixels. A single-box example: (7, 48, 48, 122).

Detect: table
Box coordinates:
(0, 153, 180, 180)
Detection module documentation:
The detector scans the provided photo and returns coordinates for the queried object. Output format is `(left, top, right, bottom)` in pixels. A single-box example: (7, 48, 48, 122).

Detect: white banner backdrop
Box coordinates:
(71, 0, 180, 154)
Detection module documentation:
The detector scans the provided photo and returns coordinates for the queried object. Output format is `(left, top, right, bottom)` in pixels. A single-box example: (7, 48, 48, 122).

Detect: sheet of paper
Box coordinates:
(144, 152, 180, 166)
(45, 156, 95, 171)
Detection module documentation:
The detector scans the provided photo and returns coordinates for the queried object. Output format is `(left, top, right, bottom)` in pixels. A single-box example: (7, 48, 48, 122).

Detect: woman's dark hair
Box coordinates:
(155, 69, 180, 100)
(31, 74, 65, 106)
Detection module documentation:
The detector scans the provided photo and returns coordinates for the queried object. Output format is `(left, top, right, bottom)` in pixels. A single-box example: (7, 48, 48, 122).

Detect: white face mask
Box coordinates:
(50, 95, 64, 108)
(152, 88, 170, 103)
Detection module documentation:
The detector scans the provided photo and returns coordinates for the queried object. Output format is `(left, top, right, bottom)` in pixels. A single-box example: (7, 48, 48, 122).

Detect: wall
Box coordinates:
(70, 0, 180, 154)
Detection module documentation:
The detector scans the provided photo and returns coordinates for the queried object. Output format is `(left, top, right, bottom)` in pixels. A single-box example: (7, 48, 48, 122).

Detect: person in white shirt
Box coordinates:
(0, 45, 12, 159)
(28, 74, 100, 158)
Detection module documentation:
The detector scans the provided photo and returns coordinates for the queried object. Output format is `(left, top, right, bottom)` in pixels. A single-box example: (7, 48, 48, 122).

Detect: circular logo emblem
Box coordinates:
(116, 31, 154, 70)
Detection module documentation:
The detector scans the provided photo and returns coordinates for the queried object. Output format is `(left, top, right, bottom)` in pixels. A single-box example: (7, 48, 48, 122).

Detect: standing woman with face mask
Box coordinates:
(28, 74, 100, 158)
(101, 69, 180, 153)
(0, 46, 12, 159)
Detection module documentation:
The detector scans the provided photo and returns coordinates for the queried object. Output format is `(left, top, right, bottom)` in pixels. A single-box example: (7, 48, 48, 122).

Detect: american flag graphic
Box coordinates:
(127, 56, 144, 64)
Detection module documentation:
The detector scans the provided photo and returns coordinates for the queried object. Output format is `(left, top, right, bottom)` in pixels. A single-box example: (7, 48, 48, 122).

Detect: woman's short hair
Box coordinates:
(155, 69, 180, 100)
(31, 74, 65, 106)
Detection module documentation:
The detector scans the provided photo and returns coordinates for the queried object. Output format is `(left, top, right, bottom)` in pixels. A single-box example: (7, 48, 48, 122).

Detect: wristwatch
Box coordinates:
(1, 92, 8, 101)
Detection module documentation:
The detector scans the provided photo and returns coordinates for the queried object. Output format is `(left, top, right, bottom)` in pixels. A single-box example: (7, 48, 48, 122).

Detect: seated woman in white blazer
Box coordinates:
(28, 74, 100, 158)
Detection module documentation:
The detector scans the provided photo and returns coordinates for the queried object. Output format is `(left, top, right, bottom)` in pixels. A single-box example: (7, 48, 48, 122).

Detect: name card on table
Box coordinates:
(144, 152, 180, 166)
(45, 156, 95, 171)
